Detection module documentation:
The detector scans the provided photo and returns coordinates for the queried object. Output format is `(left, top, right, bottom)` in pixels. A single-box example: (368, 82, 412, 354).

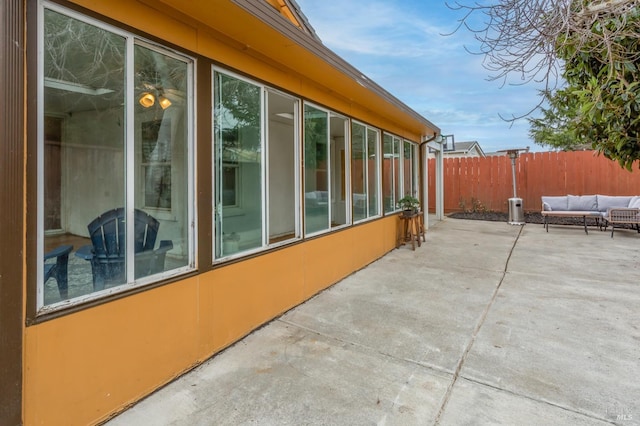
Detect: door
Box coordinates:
(44, 116, 62, 231)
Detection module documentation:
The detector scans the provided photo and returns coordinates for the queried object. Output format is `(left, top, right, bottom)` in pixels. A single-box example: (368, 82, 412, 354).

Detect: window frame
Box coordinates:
(212, 68, 266, 260)
(384, 132, 420, 214)
(265, 88, 302, 246)
(36, 1, 196, 313)
(329, 112, 351, 230)
(351, 120, 381, 223)
(212, 68, 303, 262)
(413, 143, 419, 198)
(402, 139, 420, 198)
(383, 132, 402, 213)
(302, 102, 352, 236)
(366, 126, 382, 219)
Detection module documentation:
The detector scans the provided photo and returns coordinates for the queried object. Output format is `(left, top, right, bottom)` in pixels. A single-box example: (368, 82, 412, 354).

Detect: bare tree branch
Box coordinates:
(446, 0, 639, 92)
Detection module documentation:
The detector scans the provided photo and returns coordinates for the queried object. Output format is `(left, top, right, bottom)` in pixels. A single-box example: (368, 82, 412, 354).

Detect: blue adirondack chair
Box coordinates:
(44, 244, 74, 300)
(75, 208, 173, 290)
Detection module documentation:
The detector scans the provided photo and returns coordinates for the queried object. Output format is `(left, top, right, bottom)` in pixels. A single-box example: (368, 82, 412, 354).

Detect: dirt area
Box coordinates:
(448, 211, 640, 231)
(448, 211, 595, 226)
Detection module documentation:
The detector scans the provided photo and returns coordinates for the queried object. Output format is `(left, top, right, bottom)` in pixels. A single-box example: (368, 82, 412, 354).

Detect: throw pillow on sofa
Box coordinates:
(567, 195, 597, 211)
(541, 196, 568, 211)
(596, 195, 632, 212)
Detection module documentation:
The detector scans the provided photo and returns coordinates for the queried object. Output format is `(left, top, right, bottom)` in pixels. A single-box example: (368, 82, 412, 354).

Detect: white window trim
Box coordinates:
(329, 112, 351, 230)
(384, 132, 408, 214)
(212, 69, 304, 262)
(394, 135, 404, 210)
(383, 132, 397, 213)
(368, 127, 382, 220)
(352, 120, 382, 223)
(265, 88, 302, 248)
(302, 102, 328, 237)
(404, 139, 419, 199)
(212, 68, 265, 261)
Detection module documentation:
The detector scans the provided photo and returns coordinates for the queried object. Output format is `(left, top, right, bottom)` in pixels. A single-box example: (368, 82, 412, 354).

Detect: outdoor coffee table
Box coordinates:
(541, 210, 602, 234)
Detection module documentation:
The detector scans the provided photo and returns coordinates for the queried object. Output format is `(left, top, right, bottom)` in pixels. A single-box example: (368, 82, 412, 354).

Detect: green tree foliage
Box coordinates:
(562, 8, 640, 170)
(532, 6, 640, 169)
(528, 90, 586, 150)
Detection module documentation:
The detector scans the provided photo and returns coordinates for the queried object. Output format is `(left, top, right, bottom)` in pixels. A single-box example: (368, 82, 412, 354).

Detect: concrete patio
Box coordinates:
(105, 218, 639, 425)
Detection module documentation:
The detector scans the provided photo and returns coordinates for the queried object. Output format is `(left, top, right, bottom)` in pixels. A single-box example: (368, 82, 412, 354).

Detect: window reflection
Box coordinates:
(351, 123, 380, 221)
(367, 128, 380, 217)
(213, 72, 263, 257)
(41, 8, 192, 308)
(304, 105, 329, 235)
(351, 123, 367, 222)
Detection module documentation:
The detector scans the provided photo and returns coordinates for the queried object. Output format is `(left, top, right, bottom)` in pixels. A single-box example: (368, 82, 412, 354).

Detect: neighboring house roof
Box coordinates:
(485, 146, 531, 156)
(443, 140, 486, 157)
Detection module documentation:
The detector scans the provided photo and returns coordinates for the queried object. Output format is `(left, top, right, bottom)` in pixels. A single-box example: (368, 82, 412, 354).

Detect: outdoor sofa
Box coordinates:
(541, 195, 640, 236)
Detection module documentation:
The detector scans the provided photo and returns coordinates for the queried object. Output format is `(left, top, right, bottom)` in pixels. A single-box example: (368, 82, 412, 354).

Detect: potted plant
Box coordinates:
(396, 195, 420, 214)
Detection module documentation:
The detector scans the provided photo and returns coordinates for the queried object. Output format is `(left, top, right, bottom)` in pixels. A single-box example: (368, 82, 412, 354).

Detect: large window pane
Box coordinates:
(383, 133, 395, 213)
(350, 122, 379, 221)
(304, 104, 329, 235)
(393, 136, 402, 207)
(412, 144, 419, 198)
(403, 141, 413, 199)
(42, 9, 126, 305)
(268, 91, 299, 244)
(214, 72, 263, 257)
(134, 44, 190, 278)
(40, 8, 194, 308)
(351, 123, 367, 222)
(330, 114, 348, 228)
(383, 133, 411, 213)
(367, 128, 380, 217)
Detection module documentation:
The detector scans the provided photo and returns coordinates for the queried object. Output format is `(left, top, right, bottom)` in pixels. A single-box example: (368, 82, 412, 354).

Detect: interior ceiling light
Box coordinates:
(139, 92, 155, 108)
(158, 95, 172, 110)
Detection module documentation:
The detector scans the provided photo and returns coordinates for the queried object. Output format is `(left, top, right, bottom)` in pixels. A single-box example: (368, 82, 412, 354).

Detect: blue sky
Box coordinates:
(296, 0, 546, 153)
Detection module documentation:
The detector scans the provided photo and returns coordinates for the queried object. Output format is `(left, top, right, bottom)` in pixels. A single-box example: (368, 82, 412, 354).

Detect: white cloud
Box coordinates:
(300, 1, 456, 58)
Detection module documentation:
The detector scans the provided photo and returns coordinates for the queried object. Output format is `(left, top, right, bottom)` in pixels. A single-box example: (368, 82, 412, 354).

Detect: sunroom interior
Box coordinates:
(41, 8, 192, 307)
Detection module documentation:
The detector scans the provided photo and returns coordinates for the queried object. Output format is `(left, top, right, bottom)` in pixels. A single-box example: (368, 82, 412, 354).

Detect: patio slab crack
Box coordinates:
(433, 224, 524, 425)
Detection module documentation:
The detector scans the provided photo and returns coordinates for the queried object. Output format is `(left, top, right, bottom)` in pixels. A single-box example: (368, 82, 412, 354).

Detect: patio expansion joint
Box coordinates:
(456, 376, 619, 425)
(432, 224, 524, 426)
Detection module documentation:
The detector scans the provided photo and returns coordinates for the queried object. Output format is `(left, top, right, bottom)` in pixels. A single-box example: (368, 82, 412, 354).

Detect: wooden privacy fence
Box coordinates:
(427, 150, 640, 213)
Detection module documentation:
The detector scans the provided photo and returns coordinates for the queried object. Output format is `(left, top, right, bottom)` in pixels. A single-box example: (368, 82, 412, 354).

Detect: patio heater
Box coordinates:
(497, 148, 529, 225)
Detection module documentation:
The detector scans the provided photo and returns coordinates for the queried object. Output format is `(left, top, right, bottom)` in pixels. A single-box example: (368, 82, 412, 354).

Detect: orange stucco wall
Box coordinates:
(24, 217, 399, 425)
